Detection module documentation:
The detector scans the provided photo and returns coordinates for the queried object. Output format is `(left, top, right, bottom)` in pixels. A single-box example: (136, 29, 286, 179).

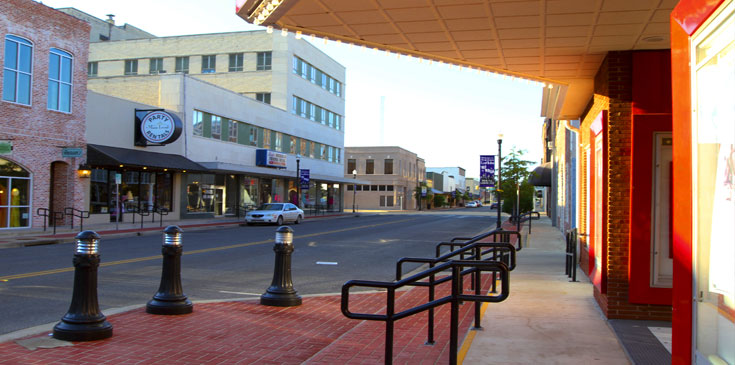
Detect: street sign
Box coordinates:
(480, 155, 495, 187)
(115, 173, 122, 185)
(0, 141, 12, 155)
(62, 147, 83, 158)
(299, 169, 310, 189)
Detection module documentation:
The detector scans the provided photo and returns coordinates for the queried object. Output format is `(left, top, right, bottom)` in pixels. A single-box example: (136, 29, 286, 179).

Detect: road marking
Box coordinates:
(0, 218, 417, 282)
(218, 291, 261, 296)
(316, 261, 338, 265)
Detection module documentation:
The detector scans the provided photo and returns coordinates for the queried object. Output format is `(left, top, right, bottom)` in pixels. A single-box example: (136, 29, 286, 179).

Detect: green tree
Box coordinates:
(498, 147, 535, 214)
(433, 194, 446, 208)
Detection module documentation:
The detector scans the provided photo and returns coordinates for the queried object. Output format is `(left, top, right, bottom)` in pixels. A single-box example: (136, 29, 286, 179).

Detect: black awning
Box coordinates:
(87, 144, 207, 171)
(529, 162, 552, 186)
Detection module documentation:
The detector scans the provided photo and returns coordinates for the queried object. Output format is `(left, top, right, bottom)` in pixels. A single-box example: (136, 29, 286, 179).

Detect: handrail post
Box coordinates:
(473, 247, 482, 329)
(385, 287, 395, 365)
(449, 265, 461, 365)
(427, 263, 435, 345)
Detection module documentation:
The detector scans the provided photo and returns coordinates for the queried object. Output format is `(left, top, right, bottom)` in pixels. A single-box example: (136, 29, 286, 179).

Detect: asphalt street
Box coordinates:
(0, 208, 498, 335)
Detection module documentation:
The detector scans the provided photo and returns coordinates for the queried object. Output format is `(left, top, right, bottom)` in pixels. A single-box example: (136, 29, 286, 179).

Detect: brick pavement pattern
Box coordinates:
(0, 273, 495, 364)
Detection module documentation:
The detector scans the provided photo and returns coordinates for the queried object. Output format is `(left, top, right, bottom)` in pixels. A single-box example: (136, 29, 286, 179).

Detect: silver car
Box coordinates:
(245, 203, 304, 225)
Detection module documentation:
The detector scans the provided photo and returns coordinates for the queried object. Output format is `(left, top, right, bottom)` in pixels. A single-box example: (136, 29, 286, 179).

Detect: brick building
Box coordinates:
(0, 0, 90, 229)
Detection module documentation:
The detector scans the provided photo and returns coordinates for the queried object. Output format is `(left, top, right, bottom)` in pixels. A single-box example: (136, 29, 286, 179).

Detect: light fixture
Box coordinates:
(164, 168, 168, 171)
(182, 170, 187, 173)
(281, 28, 288, 37)
(78, 163, 92, 178)
(266, 26, 273, 34)
(119, 164, 124, 168)
(143, 166, 147, 170)
(295, 31, 302, 39)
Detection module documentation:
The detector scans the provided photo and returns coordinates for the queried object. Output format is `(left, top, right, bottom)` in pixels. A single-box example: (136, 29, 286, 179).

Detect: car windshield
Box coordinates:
(258, 204, 283, 211)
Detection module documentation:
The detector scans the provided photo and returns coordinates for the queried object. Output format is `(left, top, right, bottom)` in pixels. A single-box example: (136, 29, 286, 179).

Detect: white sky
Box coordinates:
(38, 0, 546, 178)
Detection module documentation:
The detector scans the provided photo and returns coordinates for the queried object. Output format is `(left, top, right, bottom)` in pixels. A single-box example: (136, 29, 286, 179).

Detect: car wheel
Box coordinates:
(276, 216, 283, 226)
(295, 215, 302, 224)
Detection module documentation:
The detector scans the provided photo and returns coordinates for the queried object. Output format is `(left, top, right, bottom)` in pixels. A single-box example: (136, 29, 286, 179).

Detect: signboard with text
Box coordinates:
(256, 149, 287, 168)
(480, 155, 496, 187)
(300, 169, 310, 189)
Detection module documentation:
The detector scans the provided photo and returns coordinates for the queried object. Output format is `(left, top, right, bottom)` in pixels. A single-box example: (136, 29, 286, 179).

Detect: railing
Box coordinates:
(64, 207, 90, 232)
(36, 208, 65, 234)
(152, 207, 169, 227)
(342, 260, 509, 365)
(565, 228, 578, 282)
(510, 211, 539, 234)
(129, 206, 150, 229)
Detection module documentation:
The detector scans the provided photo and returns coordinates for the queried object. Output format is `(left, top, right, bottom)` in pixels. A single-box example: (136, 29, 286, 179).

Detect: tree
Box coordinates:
(433, 194, 446, 208)
(498, 147, 535, 214)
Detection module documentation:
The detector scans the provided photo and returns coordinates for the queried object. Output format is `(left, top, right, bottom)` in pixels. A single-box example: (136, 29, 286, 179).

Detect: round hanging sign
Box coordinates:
(141, 111, 176, 144)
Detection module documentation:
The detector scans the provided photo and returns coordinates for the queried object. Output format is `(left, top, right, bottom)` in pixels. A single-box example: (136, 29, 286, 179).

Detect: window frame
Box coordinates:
(256, 92, 271, 104)
(257, 51, 272, 71)
(124, 59, 138, 75)
(47, 47, 73, 113)
(201, 55, 216, 73)
(229, 53, 244, 72)
(87, 61, 98, 77)
(366, 159, 375, 174)
(175, 56, 189, 74)
(149, 58, 164, 74)
(228, 120, 238, 143)
(3, 35, 33, 106)
(211, 115, 222, 140)
(384, 159, 394, 175)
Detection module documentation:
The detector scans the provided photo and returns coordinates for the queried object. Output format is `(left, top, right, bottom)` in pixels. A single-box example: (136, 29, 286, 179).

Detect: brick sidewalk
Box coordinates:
(0, 274, 494, 364)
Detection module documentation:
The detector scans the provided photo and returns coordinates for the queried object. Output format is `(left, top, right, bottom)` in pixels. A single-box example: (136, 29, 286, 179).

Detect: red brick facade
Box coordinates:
(0, 0, 90, 228)
(583, 51, 672, 321)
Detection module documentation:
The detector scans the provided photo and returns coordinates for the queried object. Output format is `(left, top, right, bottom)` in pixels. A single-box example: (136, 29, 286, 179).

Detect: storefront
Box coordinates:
(0, 158, 31, 228)
(671, 1, 735, 363)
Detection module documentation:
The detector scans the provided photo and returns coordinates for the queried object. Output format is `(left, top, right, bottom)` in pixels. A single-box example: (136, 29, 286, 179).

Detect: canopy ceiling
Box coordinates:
(236, 0, 677, 120)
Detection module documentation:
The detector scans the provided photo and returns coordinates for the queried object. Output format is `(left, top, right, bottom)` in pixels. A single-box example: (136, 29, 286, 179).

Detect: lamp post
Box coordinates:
(496, 134, 503, 229)
(296, 155, 301, 207)
(352, 169, 357, 213)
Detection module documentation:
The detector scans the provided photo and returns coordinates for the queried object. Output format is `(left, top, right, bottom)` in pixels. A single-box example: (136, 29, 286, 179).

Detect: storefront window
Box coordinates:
(240, 176, 259, 210)
(91, 168, 173, 217)
(185, 173, 216, 213)
(0, 158, 30, 228)
(692, 5, 735, 364)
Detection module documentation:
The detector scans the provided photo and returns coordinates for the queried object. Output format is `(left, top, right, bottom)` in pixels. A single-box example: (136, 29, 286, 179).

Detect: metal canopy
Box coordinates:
(529, 161, 552, 186)
(237, 0, 677, 119)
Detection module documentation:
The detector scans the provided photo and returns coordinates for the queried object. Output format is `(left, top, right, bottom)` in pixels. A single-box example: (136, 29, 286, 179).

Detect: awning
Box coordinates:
(87, 144, 207, 171)
(200, 161, 370, 185)
(430, 188, 444, 195)
(529, 162, 552, 187)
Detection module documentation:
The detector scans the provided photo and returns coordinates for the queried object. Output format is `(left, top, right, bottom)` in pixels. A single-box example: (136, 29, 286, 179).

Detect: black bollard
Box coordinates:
(53, 231, 113, 341)
(146, 226, 193, 315)
(261, 226, 302, 307)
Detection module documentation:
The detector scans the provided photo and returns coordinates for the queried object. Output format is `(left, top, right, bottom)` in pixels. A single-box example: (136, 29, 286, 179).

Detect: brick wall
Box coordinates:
(584, 51, 672, 321)
(0, 0, 90, 228)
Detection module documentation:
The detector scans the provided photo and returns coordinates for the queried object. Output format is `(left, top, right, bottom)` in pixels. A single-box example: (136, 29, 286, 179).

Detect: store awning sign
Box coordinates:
(300, 169, 310, 189)
(480, 155, 495, 187)
(134, 109, 182, 147)
(256, 149, 287, 168)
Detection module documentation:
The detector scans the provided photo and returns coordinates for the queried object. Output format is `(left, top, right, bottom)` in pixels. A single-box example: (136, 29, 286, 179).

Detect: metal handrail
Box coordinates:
(565, 228, 578, 282)
(342, 260, 509, 365)
(36, 208, 51, 232)
(64, 207, 90, 232)
(152, 206, 169, 227)
(36, 208, 65, 234)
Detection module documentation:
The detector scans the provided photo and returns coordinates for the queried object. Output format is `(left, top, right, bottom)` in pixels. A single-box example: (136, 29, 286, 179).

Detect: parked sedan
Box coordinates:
(245, 203, 303, 225)
(466, 201, 478, 208)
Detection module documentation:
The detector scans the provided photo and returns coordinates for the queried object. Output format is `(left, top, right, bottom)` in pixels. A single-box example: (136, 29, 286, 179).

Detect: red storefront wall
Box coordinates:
(670, 1, 727, 363)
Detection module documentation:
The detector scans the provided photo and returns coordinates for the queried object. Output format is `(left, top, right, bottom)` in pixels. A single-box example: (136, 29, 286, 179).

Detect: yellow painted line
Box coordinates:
(0, 218, 417, 282)
(457, 293, 492, 364)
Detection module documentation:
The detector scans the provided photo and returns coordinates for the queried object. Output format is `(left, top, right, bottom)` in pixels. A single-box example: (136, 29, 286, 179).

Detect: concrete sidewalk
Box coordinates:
(0, 214, 648, 364)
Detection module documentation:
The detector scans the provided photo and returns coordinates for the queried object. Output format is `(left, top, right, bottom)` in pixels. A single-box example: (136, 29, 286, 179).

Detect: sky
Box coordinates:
(37, 0, 546, 178)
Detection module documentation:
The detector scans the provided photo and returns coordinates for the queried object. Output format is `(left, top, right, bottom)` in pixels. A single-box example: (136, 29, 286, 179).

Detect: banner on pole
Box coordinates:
(480, 155, 495, 187)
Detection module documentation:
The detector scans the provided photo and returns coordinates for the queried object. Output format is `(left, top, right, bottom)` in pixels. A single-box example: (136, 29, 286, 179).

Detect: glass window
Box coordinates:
(257, 51, 271, 71)
(256, 92, 271, 104)
(379, 185, 386, 191)
(309, 104, 315, 121)
(228, 120, 238, 142)
(379, 195, 386, 207)
(290, 136, 297, 154)
(335, 115, 341, 131)
(347, 159, 356, 174)
(149, 58, 164, 74)
(124, 59, 138, 75)
(211, 115, 221, 139)
(193, 110, 203, 136)
(87, 62, 98, 77)
(300, 140, 307, 155)
(175, 56, 189, 74)
(48, 48, 72, 112)
(0, 158, 31, 228)
(366, 159, 374, 174)
(347, 185, 353, 191)
(300, 99, 307, 118)
(371, 185, 378, 191)
(3, 35, 33, 105)
(275, 132, 282, 151)
(263, 129, 271, 149)
(328, 146, 333, 162)
(292, 57, 298, 74)
(229, 53, 243, 72)
(320, 144, 327, 160)
(202, 55, 216, 73)
(249, 126, 257, 146)
(384, 159, 393, 174)
(328, 112, 334, 127)
(387, 196, 394, 207)
(336, 148, 341, 164)
(387, 185, 394, 191)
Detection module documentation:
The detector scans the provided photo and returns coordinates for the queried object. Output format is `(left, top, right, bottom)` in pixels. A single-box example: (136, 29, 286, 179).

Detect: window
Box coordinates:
(229, 53, 243, 72)
(249, 127, 257, 146)
(366, 159, 374, 174)
(320, 144, 326, 160)
(149, 58, 164, 74)
(328, 146, 333, 162)
(387, 185, 394, 191)
(263, 129, 271, 149)
(87, 62, 98, 77)
(256, 92, 271, 104)
(380, 196, 386, 207)
(379, 185, 386, 191)
(335, 115, 341, 130)
(0, 158, 31, 228)
(202, 55, 216, 73)
(257, 51, 271, 70)
(124, 59, 138, 75)
(290, 136, 297, 154)
(3, 35, 33, 105)
(347, 185, 353, 191)
(47, 48, 72, 112)
(193, 110, 203, 136)
(228, 120, 238, 142)
(335, 148, 341, 164)
(371, 185, 378, 191)
(387, 196, 394, 207)
(211, 115, 221, 139)
(347, 159, 356, 174)
(300, 140, 307, 156)
(384, 159, 393, 174)
(355, 185, 362, 191)
(275, 132, 282, 151)
(175, 56, 189, 74)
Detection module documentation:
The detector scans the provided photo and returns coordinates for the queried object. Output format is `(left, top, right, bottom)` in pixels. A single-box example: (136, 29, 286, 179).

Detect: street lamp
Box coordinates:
(352, 169, 357, 213)
(295, 155, 301, 207)
(496, 133, 503, 229)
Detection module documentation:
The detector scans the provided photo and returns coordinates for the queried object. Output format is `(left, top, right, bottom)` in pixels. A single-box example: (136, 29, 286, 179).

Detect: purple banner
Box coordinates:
(480, 155, 495, 187)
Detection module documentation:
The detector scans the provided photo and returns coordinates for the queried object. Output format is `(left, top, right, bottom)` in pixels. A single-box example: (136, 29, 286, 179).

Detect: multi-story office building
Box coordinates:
(344, 147, 424, 211)
(57, 10, 348, 221)
(0, 0, 90, 230)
